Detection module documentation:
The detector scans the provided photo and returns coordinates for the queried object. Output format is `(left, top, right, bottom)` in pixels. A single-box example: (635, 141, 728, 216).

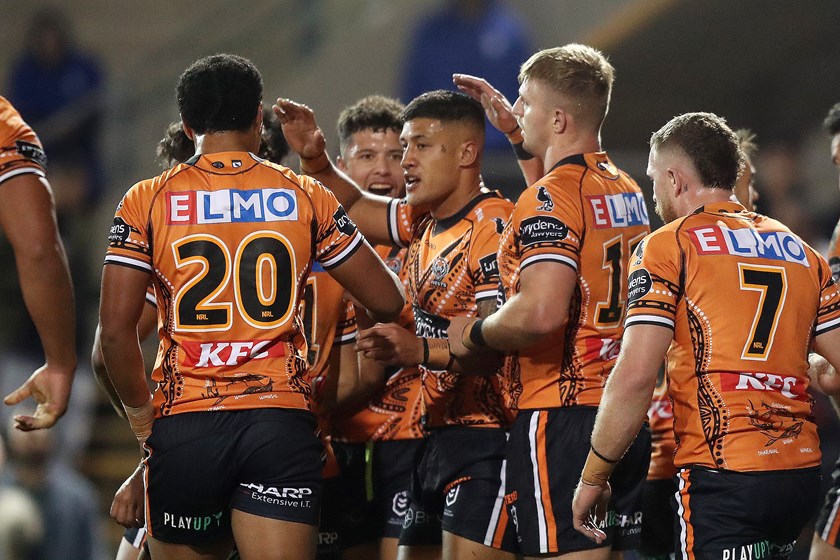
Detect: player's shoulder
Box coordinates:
(0, 96, 43, 155)
(472, 190, 513, 219)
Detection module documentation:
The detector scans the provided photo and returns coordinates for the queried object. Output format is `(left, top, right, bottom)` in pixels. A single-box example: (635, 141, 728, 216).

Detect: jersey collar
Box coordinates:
(187, 151, 261, 173)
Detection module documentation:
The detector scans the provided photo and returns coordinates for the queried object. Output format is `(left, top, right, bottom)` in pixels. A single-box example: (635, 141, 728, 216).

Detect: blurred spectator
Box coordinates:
(400, 0, 532, 151)
(7, 9, 107, 358)
(0, 422, 105, 560)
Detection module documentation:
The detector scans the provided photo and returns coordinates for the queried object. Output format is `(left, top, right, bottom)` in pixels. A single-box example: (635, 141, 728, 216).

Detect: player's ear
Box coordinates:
(552, 107, 568, 135)
(181, 119, 196, 141)
(669, 167, 688, 198)
(459, 139, 480, 168)
(335, 155, 347, 172)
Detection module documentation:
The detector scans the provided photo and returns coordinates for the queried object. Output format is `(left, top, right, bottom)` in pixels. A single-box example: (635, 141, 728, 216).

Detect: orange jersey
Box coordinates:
(302, 266, 357, 401)
(626, 201, 840, 472)
(387, 191, 513, 429)
(0, 96, 47, 186)
(105, 151, 364, 418)
(498, 153, 650, 410)
(334, 245, 426, 441)
(829, 218, 840, 283)
(647, 370, 677, 480)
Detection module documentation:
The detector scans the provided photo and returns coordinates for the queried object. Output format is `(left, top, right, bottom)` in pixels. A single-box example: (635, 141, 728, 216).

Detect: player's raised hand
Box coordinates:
(453, 74, 519, 136)
(4, 363, 74, 431)
(273, 98, 326, 160)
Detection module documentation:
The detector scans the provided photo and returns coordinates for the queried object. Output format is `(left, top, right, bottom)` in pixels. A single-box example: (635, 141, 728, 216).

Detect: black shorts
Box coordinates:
(123, 526, 148, 549)
(145, 408, 323, 545)
(333, 439, 429, 547)
(317, 476, 342, 560)
(505, 407, 650, 556)
(815, 456, 840, 547)
(672, 467, 820, 560)
(399, 426, 518, 553)
(640, 478, 678, 557)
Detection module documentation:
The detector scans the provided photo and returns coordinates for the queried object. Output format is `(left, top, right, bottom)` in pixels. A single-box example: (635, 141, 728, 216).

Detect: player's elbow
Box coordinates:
(526, 304, 569, 338)
(366, 277, 405, 323)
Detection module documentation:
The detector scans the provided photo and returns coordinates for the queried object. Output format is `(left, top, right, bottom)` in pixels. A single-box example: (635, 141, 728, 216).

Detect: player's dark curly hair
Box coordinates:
(157, 111, 289, 169)
(337, 95, 404, 155)
(176, 54, 263, 134)
(650, 112, 744, 191)
(824, 102, 840, 137)
(401, 90, 485, 137)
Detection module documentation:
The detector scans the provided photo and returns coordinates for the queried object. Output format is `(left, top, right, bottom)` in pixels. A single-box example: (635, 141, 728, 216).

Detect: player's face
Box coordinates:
(512, 78, 552, 155)
(648, 147, 679, 223)
(734, 156, 759, 211)
(337, 128, 405, 198)
(831, 133, 840, 191)
(400, 118, 462, 211)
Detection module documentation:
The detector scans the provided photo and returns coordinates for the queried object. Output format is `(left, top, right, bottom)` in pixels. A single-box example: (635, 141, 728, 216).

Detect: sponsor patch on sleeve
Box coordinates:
(15, 140, 47, 168)
(519, 216, 568, 246)
(333, 206, 357, 236)
(627, 268, 652, 302)
(478, 253, 499, 279)
(109, 217, 131, 244)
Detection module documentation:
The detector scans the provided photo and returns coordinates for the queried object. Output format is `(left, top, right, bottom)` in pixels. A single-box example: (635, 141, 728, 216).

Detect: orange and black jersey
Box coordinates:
(0, 96, 47, 186)
(626, 201, 840, 472)
(647, 370, 677, 481)
(387, 191, 513, 429)
(498, 152, 650, 410)
(829, 219, 840, 283)
(105, 151, 364, 417)
(334, 244, 425, 442)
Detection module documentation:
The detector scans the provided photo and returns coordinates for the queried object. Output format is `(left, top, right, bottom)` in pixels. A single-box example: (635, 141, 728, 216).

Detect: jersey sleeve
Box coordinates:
(335, 300, 358, 346)
(104, 183, 154, 274)
(624, 230, 682, 330)
(307, 177, 365, 270)
(515, 183, 585, 272)
(470, 210, 506, 305)
(0, 107, 47, 185)
(815, 256, 840, 336)
(386, 198, 425, 248)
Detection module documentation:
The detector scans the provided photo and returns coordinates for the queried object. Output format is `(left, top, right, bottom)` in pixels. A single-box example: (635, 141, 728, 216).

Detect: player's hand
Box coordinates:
(273, 98, 327, 160)
(572, 478, 611, 544)
(111, 462, 146, 528)
(356, 323, 423, 367)
(453, 74, 519, 136)
(4, 363, 74, 431)
(446, 316, 479, 358)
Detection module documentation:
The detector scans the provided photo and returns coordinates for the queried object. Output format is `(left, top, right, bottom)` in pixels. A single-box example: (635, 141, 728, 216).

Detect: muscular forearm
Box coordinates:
(481, 292, 561, 351)
(91, 326, 127, 419)
(15, 237, 76, 371)
(301, 155, 363, 211)
(590, 371, 652, 462)
(99, 327, 150, 409)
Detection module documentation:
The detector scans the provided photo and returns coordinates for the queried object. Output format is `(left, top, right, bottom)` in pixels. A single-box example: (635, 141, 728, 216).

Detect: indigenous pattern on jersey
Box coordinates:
(388, 192, 513, 428)
(626, 201, 840, 472)
(0, 96, 47, 186)
(829, 219, 840, 283)
(647, 370, 677, 480)
(334, 244, 425, 441)
(497, 153, 650, 410)
(303, 263, 357, 400)
(105, 151, 364, 417)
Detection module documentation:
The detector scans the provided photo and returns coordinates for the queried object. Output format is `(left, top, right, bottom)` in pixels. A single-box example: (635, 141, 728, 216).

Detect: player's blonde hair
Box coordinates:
(518, 44, 614, 131)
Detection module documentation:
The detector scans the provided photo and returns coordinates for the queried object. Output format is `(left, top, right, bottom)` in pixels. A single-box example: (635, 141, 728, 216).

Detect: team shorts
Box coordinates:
(333, 438, 426, 547)
(399, 426, 518, 553)
(145, 408, 323, 545)
(123, 526, 148, 550)
(505, 407, 650, 556)
(672, 466, 820, 560)
(815, 456, 840, 547)
(640, 478, 678, 558)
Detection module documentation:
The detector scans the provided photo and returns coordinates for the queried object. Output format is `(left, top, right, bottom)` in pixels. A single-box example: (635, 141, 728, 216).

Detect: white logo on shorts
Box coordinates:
(392, 491, 409, 516)
(445, 485, 460, 507)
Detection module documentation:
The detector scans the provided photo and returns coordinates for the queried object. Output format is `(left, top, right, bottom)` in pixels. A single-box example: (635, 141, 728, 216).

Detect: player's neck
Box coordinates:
(683, 187, 736, 215)
(194, 130, 259, 156)
(542, 135, 601, 173)
(430, 175, 484, 221)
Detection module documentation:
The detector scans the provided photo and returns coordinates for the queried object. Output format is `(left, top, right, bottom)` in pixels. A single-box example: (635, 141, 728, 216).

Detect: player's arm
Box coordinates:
(99, 264, 155, 451)
(0, 173, 76, 431)
(327, 242, 405, 324)
(274, 98, 395, 245)
(572, 323, 672, 543)
(451, 260, 575, 355)
(91, 302, 157, 419)
(453, 73, 544, 186)
(813, 329, 840, 398)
